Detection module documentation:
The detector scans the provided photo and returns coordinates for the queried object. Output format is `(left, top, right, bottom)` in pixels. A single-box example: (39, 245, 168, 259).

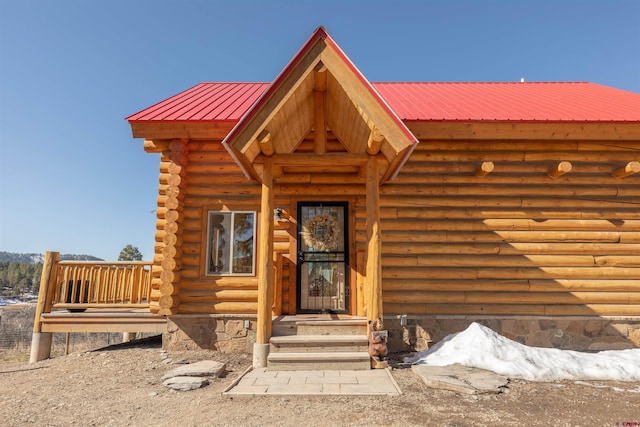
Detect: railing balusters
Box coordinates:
(44, 260, 153, 310)
(99, 266, 106, 303)
(61, 266, 70, 304)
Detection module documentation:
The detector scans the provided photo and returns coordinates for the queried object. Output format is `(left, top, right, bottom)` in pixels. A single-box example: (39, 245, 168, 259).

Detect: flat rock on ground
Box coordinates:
(163, 376, 210, 391)
(161, 360, 226, 380)
(412, 364, 509, 394)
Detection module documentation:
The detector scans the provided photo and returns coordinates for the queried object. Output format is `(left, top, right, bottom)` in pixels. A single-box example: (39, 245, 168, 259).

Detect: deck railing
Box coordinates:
(36, 252, 153, 314)
(30, 251, 162, 363)
(50, 260, 153, 310)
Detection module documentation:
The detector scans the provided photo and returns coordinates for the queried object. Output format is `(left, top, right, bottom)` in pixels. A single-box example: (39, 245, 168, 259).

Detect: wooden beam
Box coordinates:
(257, 129, 275, 156)
(548, 161, 573, 178)
(475, 161, 495, 177)
(613, 161, 640, 178)
(366, 157, 382, 321)
(143, 139, 171, 153)
(366, 126, 385, 155)
(314, 62, 327, 90)
(314, 66, 327, 155)
(259, 153, 369, 166)
(257, 157, 274, 344)
(272, 165, 284, 179)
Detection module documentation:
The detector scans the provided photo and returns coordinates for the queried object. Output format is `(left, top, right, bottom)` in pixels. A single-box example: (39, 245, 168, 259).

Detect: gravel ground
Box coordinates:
(1, 336, 639, 427)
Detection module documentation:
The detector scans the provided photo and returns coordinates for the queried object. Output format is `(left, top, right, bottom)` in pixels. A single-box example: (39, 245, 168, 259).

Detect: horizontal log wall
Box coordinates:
(382, 140, 640, 316)
(177, 138, 363, 315)
(149, 136, 639, 318)
(179, 141, 262, 314)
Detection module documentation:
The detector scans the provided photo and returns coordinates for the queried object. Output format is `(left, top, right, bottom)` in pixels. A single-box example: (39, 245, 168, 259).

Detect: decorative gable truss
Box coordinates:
(222, 27, 418, 184)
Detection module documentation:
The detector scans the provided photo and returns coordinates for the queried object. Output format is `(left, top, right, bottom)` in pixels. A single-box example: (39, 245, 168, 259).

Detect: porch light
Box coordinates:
(400, 315, 407, 326)
(274, 207, 288, 222)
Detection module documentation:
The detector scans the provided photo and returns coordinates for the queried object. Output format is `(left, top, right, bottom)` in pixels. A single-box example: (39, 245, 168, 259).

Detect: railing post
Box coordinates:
(30, 251, 59, 363)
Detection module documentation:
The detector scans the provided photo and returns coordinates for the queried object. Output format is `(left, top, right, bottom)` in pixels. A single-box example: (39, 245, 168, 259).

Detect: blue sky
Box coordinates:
(0, 0, 638, 260)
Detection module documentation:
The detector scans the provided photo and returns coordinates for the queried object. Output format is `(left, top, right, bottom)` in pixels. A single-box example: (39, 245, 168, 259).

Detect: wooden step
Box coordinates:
(272, 318, 367, 336)
(267, 351, 371, 371)
(268, 316, 371, 371)
(270, 334, 369, 353)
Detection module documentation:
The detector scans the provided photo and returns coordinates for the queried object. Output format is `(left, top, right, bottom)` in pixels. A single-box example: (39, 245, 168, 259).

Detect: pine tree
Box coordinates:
(118, 245, 143, 261)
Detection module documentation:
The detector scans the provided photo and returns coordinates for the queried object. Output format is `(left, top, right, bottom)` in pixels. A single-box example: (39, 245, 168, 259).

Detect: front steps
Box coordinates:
(267, 316, 371, 371)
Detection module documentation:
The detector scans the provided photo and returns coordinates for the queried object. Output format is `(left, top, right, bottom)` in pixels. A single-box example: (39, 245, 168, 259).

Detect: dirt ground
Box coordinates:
(1, 336, 639, 427)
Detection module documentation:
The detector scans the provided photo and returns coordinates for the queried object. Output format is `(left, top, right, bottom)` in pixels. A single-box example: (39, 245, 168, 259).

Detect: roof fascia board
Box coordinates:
(406, 121, 640, 141)
(130, 121, 236, 140)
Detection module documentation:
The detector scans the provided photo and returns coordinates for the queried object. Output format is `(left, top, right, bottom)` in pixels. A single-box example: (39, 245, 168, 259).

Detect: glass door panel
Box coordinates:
(297, 203, 348, 313)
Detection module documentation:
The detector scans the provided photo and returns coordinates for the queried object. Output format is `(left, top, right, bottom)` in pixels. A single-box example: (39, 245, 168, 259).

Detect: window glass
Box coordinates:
(207, 211, 255, 275)
(232, 212, 254, 274)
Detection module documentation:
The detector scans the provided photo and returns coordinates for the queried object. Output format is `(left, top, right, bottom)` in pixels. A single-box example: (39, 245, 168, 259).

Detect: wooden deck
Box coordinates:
(30, 252, 166, 362)
(40, 308, 166, 333)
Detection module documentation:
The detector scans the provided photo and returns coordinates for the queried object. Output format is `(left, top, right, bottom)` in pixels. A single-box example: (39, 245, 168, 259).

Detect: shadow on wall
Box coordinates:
(378, 142, 640, 353)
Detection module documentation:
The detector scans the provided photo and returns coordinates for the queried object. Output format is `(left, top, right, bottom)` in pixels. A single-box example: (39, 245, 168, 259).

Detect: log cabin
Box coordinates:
(126, 27, 640, 368)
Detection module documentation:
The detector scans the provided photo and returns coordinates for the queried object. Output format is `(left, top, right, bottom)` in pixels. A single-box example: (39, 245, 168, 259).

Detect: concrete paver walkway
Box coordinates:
(223, 368, 402, 396)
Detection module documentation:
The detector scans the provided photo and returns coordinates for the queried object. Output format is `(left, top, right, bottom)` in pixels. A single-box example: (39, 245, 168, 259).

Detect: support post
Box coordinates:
(255, 157, 274, 367)
(30, 251, 58, 363)
(122, 332, 137, 343)
(366, 157, 383, 321)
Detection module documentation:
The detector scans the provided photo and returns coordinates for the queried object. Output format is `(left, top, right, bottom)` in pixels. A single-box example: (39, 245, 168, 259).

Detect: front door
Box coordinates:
(297, 202, 349, 313)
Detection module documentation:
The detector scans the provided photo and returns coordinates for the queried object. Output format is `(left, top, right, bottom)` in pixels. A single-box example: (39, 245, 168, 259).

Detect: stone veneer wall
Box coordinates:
(162, 314, 640, 354)
(163, 315, 256, 353)
(383, 316, 640, 353)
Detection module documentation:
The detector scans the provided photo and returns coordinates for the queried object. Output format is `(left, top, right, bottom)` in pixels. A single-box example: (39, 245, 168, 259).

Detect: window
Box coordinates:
(206, 211, 256, 275)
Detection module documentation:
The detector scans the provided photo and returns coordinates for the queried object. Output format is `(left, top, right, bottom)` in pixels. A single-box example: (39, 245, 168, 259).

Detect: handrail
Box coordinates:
(57, 260, 152, 266)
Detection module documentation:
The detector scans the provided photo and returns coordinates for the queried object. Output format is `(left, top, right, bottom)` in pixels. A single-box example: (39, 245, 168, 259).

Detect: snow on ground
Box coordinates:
(407, 322, 640, 382)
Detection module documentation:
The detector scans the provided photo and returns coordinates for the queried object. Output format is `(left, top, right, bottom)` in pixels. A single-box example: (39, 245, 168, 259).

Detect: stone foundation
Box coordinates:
(384, 316, 640, 353)
(163, 314, 256, 353)
(162, 314, 640, 354)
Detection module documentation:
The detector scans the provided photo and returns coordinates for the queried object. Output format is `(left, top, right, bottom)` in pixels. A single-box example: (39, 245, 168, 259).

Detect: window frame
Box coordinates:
(205, 210, 256, 277)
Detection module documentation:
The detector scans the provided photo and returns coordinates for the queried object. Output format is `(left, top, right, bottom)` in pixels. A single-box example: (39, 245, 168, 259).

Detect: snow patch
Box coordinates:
(408, 322, 640, 382)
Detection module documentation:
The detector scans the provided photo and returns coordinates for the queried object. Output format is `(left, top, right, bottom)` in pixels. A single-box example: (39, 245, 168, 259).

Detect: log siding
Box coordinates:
(381, 140, 640, 317)
(147, 136, 639, 318)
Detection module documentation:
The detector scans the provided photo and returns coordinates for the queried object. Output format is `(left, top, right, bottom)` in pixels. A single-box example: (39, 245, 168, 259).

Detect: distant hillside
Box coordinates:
(0, 252, 103, 264)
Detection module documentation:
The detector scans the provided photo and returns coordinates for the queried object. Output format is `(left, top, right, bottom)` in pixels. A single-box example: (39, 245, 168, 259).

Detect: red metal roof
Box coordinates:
(127, 81, 640, 123)
(127, 82, 268, 122)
